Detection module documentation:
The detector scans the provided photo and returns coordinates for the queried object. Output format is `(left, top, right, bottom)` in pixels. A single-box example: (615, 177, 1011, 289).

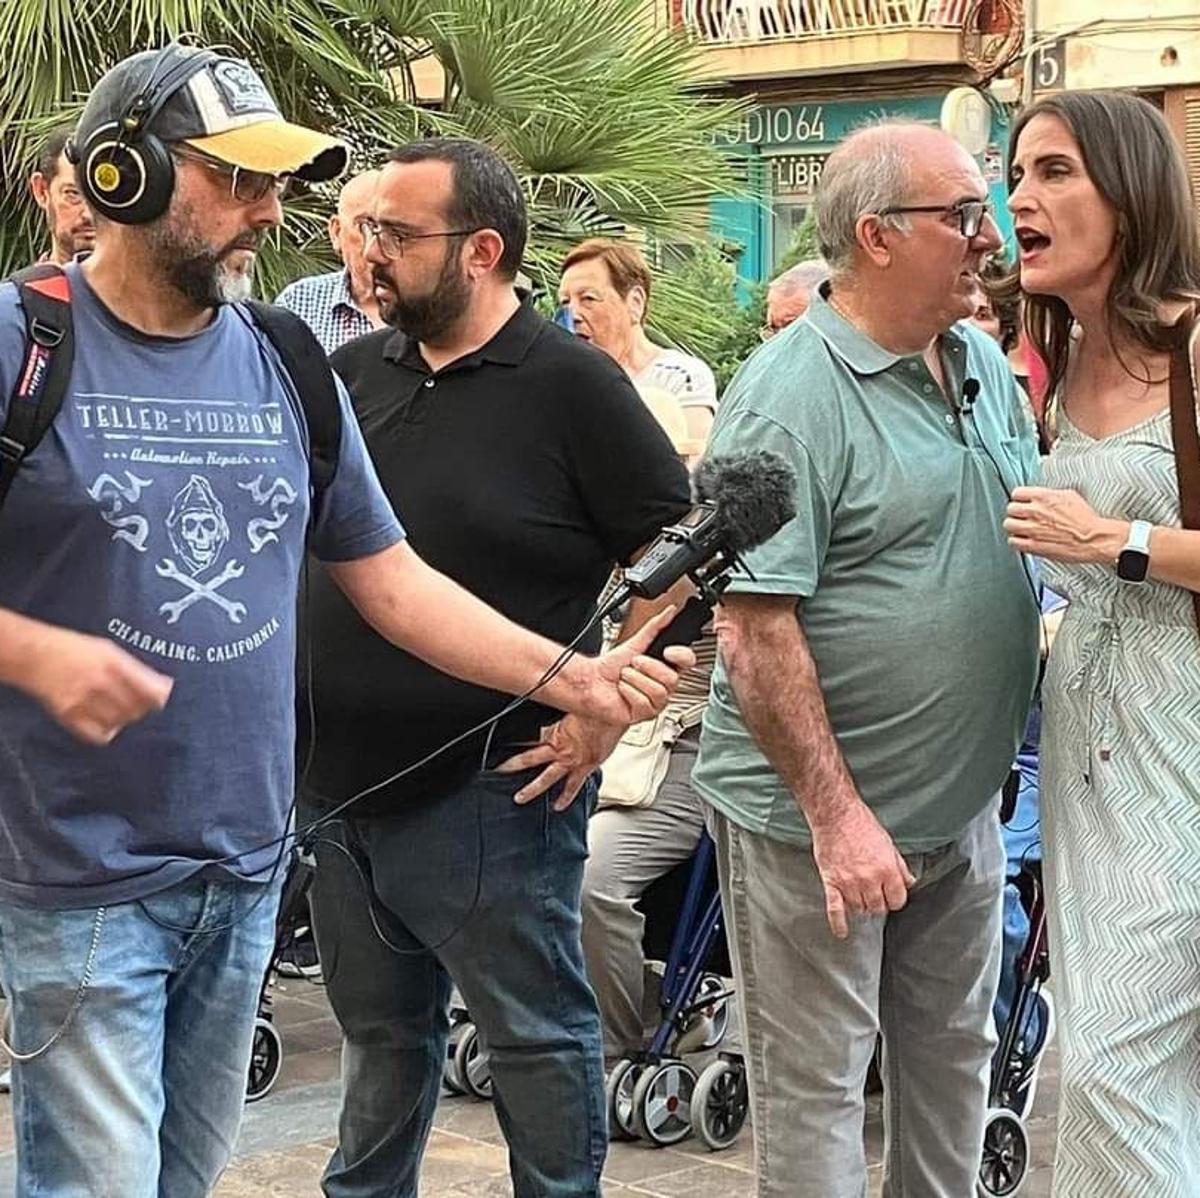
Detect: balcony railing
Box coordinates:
(676, 0, 973, 44)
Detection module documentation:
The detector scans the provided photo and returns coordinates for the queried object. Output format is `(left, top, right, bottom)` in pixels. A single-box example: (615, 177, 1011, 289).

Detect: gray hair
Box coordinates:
(815, 121, 922, 275)
(768, 257, 827, 299)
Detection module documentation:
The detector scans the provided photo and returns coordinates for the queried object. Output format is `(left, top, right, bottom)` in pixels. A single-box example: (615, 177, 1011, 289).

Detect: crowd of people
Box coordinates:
(0, 38, 1198, 1198)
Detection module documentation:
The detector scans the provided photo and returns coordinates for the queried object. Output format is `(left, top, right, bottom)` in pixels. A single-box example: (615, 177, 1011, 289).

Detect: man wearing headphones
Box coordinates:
(0, 47, 689, 1198)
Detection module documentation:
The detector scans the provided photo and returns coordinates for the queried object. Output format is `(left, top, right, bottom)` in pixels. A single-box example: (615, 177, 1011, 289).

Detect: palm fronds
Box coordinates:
(0, 0, 746, 362)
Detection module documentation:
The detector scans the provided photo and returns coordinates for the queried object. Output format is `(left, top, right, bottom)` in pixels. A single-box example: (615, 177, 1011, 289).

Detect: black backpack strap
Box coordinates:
(0, 264, 74, 514)
(242, 300, 341, 506)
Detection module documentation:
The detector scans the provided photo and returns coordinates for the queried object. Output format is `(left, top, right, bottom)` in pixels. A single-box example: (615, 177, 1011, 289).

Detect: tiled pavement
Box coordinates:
(0, 978, 1058, 1195)
(212, 978, 1058, 1197)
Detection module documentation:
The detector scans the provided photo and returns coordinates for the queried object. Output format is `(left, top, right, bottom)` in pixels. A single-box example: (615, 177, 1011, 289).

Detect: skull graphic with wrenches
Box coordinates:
(159, 475, 247, 624)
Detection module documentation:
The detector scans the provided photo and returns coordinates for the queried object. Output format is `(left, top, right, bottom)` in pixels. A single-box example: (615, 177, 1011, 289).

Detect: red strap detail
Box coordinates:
(25, 274, 71, 303)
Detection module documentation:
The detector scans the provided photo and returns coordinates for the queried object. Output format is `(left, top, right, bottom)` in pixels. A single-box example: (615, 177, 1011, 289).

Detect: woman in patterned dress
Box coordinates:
(1001, 91, 1200, 1197)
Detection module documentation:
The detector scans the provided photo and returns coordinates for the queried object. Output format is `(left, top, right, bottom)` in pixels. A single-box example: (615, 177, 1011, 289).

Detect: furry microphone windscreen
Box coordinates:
(693, 450, 796, 552)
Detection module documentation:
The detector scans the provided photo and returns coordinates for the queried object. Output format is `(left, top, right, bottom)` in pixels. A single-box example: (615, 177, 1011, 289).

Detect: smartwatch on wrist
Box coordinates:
(1116, 519, 1153, 583)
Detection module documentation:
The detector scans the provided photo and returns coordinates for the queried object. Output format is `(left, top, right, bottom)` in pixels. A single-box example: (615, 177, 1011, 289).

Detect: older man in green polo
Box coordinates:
(693, 121, 1040, 1197)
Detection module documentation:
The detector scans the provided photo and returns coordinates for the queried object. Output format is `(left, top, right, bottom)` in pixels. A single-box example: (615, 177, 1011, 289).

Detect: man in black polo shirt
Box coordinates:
(301, 139, 691, 1198)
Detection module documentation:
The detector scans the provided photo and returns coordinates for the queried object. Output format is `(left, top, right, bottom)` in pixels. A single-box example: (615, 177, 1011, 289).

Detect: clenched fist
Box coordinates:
(26, 625, 174, 745)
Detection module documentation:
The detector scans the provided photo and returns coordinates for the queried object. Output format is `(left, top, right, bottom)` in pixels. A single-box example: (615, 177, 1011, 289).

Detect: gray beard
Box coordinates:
(162, 252, 255, 308)
(217, 262, 254, 303)
(147, 214, 258, 308)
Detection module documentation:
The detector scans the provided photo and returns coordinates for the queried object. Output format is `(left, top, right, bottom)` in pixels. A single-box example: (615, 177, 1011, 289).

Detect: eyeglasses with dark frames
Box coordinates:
(170, 146, 293, 204)
(877, 199, 994, 239)
(356, 217, 482, 260)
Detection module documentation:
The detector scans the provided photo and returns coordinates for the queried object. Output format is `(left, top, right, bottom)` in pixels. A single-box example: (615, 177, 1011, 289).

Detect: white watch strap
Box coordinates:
(1125, 519, 1153, 553)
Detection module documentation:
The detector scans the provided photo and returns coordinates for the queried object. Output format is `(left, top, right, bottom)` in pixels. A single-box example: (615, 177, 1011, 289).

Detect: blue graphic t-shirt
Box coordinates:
(0, 263, 404, 908)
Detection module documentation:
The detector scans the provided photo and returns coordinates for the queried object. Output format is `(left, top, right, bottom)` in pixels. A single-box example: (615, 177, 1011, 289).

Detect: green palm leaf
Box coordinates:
(0, 0, 746, 364)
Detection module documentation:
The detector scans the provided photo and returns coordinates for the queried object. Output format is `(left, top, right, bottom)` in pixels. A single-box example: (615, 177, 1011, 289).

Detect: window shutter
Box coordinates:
(1186, 92, 1200, 205)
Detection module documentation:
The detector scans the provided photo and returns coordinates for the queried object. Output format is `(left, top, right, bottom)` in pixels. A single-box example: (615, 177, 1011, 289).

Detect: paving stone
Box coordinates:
(600, 1142, 723, 1186)
(433, 1094, 509, 1144)
(0, 979, 1061, 1197)
(213, 1143, 329, 1196)
(668, 1132, 755, 1171)
(417, 1129, 512, 1189)
(274, 1044, 342, 1091)
(628, 1161, 758, 1198)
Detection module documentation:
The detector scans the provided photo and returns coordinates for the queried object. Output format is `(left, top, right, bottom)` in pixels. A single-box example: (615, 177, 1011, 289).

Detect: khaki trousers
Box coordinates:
(709, 800, 1004, 1198)
(581, 731, 707, 1060)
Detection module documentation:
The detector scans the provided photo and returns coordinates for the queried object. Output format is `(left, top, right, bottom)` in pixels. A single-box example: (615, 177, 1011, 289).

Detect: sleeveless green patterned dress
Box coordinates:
(1041, 402, 1200, 1197)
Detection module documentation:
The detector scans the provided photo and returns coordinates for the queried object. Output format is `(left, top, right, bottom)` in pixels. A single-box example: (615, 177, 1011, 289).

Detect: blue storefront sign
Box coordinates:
(711, 94, 1012, 288)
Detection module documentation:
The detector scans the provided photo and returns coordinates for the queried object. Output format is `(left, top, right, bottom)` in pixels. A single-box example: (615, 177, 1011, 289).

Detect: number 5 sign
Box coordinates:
(1033, 40, 1066, 92)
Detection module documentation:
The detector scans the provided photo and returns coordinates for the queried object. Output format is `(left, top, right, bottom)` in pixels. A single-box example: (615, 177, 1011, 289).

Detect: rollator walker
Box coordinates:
(604, 830, 748, 1151)
(245, 845, 317, 1102)
(978, 771, 1055, 1197)
(442, 832, 748, 1151)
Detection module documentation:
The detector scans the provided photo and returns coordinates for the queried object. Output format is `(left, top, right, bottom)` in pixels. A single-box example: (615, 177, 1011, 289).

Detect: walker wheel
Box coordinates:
(454, 1022, 492, 1100)
(978, 1106, 1030, 1196)
(443, 1020, 470, 1095)
(696, 973, 731, 1049)
(632, 1059, 697, 1146)
(692, 1057, 748, 1150)
(246, 1017, 282, 1102)
(605, 1057, 641, 1141)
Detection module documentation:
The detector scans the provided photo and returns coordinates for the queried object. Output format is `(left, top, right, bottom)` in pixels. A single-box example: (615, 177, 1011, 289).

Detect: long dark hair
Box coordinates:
(1005, 91, 1200, 399)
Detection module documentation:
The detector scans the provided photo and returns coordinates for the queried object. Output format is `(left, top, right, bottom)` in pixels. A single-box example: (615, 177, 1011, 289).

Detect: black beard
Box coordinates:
(376, 247, 470, 342)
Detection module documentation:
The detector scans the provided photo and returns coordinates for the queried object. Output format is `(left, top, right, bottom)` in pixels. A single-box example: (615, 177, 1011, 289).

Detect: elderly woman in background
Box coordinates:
(559, 239, 715, 454)
(558, 239, 720, 1072)
(1003, 90, 1200, 1196)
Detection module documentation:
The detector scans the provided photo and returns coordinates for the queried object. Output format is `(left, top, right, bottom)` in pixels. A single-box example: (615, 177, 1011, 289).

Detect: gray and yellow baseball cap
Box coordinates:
(79, 47, 348, 183)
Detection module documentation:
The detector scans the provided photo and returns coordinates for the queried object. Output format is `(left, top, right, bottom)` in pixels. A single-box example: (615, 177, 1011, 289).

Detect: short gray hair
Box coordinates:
(768, 257, 826, 299)
(815, 121, 921, 275)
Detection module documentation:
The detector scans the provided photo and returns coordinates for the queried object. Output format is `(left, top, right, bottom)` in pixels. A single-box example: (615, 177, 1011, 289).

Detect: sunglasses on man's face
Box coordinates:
(172, 147, 294, 204)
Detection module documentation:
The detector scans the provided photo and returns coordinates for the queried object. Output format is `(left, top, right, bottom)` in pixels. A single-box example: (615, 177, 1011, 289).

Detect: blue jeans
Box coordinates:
(994, 758, 1041, 1038)
(0, 876, 280, 1198)
(305, 770, 606, 1198)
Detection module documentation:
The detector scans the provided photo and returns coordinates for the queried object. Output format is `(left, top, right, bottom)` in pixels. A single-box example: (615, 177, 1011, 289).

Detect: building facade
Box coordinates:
(1027, 0, 1200, 198)
(663, 0, 1024, 285)
(711, 92, 1012, 282)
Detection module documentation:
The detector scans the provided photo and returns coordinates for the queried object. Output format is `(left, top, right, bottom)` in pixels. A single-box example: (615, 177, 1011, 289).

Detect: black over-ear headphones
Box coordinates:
(67, 44, 219, 225)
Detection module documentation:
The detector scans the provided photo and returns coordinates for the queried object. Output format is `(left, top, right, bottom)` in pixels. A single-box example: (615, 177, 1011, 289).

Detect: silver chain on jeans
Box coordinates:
(1, 906, 107, 1062)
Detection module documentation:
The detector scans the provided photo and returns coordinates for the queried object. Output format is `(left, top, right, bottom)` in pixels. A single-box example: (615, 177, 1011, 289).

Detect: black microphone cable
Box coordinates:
(218, 595, 609, 957)
(956, 374, 1053, 707)
(139, 442, 795, 944)
(137, 581, 607, 943)
(207, 595, 609, 873)
(289, 601, 607, 847)
(211, 446, 798, 873)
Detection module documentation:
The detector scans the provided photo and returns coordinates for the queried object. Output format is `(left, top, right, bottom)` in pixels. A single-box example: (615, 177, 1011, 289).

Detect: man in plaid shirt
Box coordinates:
(275, 169, 384, 353)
